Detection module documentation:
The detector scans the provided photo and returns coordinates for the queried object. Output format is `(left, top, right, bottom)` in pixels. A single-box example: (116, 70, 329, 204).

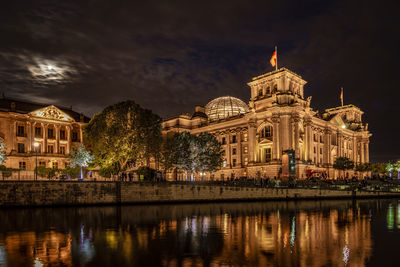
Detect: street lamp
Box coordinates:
(34, 142, 39, 181)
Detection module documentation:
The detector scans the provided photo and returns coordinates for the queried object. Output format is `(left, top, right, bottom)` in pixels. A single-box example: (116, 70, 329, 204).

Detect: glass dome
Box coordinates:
(205, 96, 249, 121)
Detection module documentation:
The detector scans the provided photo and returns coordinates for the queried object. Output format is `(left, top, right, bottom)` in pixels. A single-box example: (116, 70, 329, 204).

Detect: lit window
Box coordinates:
(244, 146, 248, 154)
(233, 159, 237, 167)
(243, 133, 248, 142)
(223, 160, 227, 168)
(52, 162, 58, 169)
(265, 148, 272, 162)
(244, 157, 248, 165)
(19, 162, 26, 170)
(47, 145, 54, 154)
(59, 146, 66, 155)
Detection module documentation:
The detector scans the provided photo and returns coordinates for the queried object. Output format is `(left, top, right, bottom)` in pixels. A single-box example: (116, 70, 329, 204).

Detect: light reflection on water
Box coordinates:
(0, 199, 399, 266)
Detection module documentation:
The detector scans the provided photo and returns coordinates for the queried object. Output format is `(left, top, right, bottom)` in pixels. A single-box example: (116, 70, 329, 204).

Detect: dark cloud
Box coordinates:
(0, 0, 399, 162)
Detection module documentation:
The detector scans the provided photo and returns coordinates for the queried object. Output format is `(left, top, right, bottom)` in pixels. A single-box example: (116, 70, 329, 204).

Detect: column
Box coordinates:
(337, 132, 342, 157)
(293, 116, 300, 159)
(304, 118, 312, 161)
(237, 129, 242, 166)
(226, 131, 231, 168)
(67, 126, 71, 154)
(44, 124, 48, 153)
(353, 136, 357, 164)
(12, 120, 17, 151)
(272, 114, 280, 160)
(27, 121, 32, 152)
(365, 142, 369, 163)
(280, 114, 290, 151)
(79, 126, 83, 143)
(324, 129, 331, 165)
(360, 140, 365, 163)
(248, 122, 257, 164)
(55, 125, 60, 154)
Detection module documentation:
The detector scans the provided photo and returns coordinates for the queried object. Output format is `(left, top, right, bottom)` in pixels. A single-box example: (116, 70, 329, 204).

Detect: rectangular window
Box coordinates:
(39, 161, 46, 167)
(60, 130, 66, 140)
(244, 157, 248, 165)
(221, 137, 226, 145)
(244, 146, 248, 154)
(52, 162, 58, 169)
(17, 125, 25, 137)
(320, 148, 323, 154)
(59, 146, 66, 155)
(48, 128, 54, 139)
(314, 157, 316, 163)
(265, 126, 272, 138)
(243, 133, 248, 142)
(19, 161, 26, 170)
(223, 160, 227, 168)
(17, 143, 25, 153)
(320, 136, 323, 143)
(265, 148, 272, 162)
(331, 134, 337, 146)
(232, 135, 237, 143)
(258, 88, 263, 96)
(314, 147, 316, 153)
(314, 134, 317, 142)
(47, 145, 54, 154)
(35, 127, 42, 137)
(232, 148, 237, 155)
(232, 159, 237, 167)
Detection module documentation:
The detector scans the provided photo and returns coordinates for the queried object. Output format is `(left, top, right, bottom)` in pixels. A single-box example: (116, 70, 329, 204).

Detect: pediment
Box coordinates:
(29, 105, 74, 122)
(330, 114, 345, 127)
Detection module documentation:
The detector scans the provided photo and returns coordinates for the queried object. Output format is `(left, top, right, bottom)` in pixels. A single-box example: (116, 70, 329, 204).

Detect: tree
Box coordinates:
(333, 157, 354, 177)
(161, 132, 224, 181)
(69, 143, 94, 179)
(0, 138, 6, 164)
(386, 160, 400, 179)
(355, 162, 371, 174)
(370, 162, 387, 175)
(85, 101, 162, 174)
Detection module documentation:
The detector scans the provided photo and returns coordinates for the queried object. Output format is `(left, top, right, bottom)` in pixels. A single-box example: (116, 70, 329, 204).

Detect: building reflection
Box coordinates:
(0, 200, 381, 266)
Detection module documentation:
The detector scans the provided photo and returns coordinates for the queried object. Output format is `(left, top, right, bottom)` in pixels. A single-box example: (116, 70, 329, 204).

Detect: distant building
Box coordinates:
(162, 68, 372, 180)
(0, 97, 89, 171)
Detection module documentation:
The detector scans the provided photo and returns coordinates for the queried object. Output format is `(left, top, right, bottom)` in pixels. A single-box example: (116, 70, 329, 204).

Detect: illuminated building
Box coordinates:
(162, 67, 371, 179)
(0, 97, 89, 172)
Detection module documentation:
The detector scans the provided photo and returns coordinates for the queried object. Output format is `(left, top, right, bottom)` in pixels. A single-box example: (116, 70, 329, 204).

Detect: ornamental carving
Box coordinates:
(30, 105, 73, 122)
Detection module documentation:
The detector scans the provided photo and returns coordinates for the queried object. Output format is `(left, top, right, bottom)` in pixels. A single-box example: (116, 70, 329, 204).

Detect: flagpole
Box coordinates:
(341, 87, 344, 107)
(275, 46, 278, 71)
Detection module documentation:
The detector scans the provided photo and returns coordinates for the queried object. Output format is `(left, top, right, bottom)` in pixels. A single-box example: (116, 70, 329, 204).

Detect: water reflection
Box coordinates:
(0, 199, 399, 266)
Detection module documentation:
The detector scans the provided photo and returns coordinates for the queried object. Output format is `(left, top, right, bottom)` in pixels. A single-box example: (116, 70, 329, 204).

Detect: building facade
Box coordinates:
(0, 98, 89, 172)
(162, 68, 371, 180)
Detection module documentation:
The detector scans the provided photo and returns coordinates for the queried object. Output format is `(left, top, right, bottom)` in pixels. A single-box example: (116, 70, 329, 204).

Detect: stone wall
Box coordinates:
(0, 181, 398, 207)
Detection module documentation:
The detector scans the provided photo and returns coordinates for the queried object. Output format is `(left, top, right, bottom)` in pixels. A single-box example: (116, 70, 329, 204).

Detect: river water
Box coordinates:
(0, 199, 399, 267)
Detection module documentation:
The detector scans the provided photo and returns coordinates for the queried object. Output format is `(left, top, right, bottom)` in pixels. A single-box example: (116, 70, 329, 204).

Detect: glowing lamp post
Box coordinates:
(33, 142, 39, 181)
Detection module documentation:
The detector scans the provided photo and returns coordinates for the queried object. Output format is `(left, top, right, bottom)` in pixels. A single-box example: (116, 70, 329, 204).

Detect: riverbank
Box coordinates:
(1, 181, 400, 207)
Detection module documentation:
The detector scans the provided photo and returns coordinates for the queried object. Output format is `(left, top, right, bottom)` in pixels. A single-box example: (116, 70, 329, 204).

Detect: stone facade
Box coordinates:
(0, 98, 89, 171)
(162, 68, 372, 180)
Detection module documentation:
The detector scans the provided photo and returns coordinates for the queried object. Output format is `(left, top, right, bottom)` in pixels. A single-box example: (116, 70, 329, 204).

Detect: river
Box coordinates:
(0, 199, 399, 266)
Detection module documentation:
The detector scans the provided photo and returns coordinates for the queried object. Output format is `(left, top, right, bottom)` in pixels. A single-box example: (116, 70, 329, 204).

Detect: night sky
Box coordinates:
(0, 0, 398, 162)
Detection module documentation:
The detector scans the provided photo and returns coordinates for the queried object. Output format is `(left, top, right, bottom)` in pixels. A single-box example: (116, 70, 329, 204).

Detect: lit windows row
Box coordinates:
(16, 125, 80, 141)
(221, 133, 248, 144)
(17, 143, 66, 154)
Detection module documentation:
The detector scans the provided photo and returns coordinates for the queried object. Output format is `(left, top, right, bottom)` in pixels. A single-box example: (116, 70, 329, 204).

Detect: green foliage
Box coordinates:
(69, 143, 94, 168)
(98, 166, 119, 178)
(161, 132, 224, 176)
(60, 166, 87, 178)
(0, 165, 13, 178)
(333, 157, 355, 171)
(35, 166, 57, 178)
(85, 100, 162, 173)
(355, 163, 371, 172)
(386, 160, 400, 177)
(370, 162, 387, 174)
(0, 138, 6, 164)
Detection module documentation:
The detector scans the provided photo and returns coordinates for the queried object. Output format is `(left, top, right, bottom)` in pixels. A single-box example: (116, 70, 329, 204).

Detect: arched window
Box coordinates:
(266, 86, 271, 94)
(258, 88, 263, 97)
(273, 84, 278, 92)
(260, 125, 273, 138)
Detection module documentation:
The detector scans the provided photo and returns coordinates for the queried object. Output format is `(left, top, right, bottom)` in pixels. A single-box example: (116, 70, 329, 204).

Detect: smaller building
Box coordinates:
(0, 97, 89, 172)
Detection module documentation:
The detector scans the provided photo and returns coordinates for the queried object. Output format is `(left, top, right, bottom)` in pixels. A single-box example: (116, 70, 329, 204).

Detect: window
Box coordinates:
(232, 148, 237, 155)
(47, 145, 54, 154)
(52, 162, 58, 169)
(35, 127, 42, 137)
(59, 146, 66, 155)
(273, 84, 277, 92)
(221, 137, 226, 145)
(48, 128, 54, 139)
(261, 125, 272, 138)
(265, 148, 272, 162)
(223, 160, 227, 168)
(331, 134, 337, 146)
(319, 158, 322, 164)
(313, 146, 316, 153)
(232, 159, 237, 167)
(19, 162, 26, 170)
(320, 136, 323, 143)
(17, 125, 25, 137)
(320, 148, 323, 154)
(39, 161, 46, 167)
(243, 133, 248, 142)
(17, 143, 25, 153)
(244, 157, 248, 165)
(258, 88, 263, 96)
(35, 144, 42, 153)
(266, 86, 271, 94)
(314, 157, 316, 163)
(244, 146, 248, 154)
(232, 135, 237, 143)
(314, 134, 317, 142)
(60, 130, 66, 140)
